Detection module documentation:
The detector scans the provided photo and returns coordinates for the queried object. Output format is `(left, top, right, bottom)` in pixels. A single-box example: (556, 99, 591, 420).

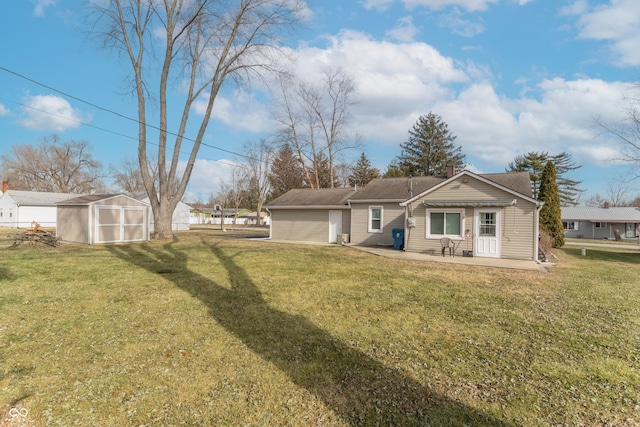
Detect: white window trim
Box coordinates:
(368, 206, 384, 233)
(563, 221, 579, 231)
(426, 208, 465, 238)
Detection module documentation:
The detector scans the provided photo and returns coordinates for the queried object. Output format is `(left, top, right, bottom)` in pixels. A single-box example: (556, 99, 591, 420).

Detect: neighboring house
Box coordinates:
(0, 190, 80, 228)
(130, 193, 191, 232)
(561, 205, 640, 240)
(238, 211, 270, 226)
(266, 169, 543, 261)
(190, 208, 205, 224)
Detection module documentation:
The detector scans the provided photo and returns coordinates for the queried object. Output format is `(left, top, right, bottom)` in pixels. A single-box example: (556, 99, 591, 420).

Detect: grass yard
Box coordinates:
(1, 230, 639, 426)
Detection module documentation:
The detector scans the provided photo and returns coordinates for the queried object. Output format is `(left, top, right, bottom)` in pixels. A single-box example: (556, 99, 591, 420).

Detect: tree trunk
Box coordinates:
(153, 202, 175, 239)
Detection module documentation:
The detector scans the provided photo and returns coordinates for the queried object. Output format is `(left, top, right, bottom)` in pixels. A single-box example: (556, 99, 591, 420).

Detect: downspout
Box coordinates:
(405, 176, 413, 251)
(534, 202, 544, 262)
(266, 208, 272, 239)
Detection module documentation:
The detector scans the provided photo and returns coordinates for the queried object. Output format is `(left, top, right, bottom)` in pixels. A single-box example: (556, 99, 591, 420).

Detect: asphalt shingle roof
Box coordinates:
(561, 206, 640, 223)
(267, 188, 356, 208)
(3, 190, 80, 206)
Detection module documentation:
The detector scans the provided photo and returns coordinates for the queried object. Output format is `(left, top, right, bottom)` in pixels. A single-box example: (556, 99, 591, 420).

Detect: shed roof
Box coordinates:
(561, 206, 640, 223)
(2, 190, 80, 206)
(267, 188, 356, 208)
(56, 194, 148, 206)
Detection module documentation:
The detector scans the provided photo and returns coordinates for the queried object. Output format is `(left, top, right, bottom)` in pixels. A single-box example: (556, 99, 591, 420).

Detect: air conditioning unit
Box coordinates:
(337, 233, 350, 245)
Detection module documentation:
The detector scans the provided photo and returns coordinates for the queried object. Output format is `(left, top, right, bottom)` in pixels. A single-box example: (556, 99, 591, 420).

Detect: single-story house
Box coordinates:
(130, 193, 191, 232)
(238, 211, 270, 226)
(0, 189, 80, 228)
(561, 205, 640, 240)
(266, 170, 543, 261)
(56, 194, 150, 244)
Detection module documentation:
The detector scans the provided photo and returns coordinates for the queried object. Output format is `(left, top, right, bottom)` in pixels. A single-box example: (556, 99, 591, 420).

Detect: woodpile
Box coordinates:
(7, 222, 61, 248)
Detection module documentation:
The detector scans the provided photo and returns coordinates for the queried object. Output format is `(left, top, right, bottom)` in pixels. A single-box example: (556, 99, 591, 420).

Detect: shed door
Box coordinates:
(328, 210, 342, 243)
(96, 206, 146, 243)
(474, 209, 500, 258)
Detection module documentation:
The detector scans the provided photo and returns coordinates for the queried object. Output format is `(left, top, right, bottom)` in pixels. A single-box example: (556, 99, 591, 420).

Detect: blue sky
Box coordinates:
(1, 0, 639, 202)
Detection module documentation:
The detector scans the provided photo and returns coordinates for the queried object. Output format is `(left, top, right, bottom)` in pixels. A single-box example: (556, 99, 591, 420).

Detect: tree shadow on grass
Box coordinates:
(108, 239, 513, 426)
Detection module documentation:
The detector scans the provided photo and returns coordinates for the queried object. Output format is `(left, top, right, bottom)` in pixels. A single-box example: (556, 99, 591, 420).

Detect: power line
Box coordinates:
(0, 65, 261, 162)
(0, 96, 240, 170)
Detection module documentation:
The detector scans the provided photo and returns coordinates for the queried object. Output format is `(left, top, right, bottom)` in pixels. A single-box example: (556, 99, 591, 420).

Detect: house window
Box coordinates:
(594, 222, 606, 229)
(0, 208, 2, 217)
(368, 206, 383, 233)
(9, 208, 12, 218)
(426, 209, 463, 238)
(563, 221, 578, 231)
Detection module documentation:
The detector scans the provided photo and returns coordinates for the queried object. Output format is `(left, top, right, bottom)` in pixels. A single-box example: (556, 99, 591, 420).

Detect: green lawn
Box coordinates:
(1, 230, 639, 426)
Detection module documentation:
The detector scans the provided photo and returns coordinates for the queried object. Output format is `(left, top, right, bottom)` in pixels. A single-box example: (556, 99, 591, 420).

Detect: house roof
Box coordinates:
(479, 172, 533, 198)
(561, 206, 640, 223)
(2, 190, 81, 206)
(266, 171, 535, 209)
(349, 176, 445, 202)
(267, 188, 356, 208)
(56, 194, 148, 206)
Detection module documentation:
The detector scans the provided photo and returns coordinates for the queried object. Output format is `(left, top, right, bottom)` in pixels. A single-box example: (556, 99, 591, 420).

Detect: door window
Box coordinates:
(479, 212, 496, 237)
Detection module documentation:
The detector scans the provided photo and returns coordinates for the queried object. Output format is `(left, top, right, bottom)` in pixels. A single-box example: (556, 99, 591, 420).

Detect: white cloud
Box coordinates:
(33, 0, 55, 17)
(180, 158, 238, 199)
(571, 0, 640, 66)
(18, 94, 89, 132)
(193, 89, 272, 133)
(386, 16, 420, 42)
(438, 8, 485, 37)
(402, 0, 498, 12)
(0, 104, 9, 116)
(434, 78, 629, 167)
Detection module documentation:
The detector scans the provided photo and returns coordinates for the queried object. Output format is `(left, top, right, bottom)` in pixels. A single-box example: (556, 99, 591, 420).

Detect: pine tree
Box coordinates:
(314, 152, 339, 188)
(348, 152, 380, 187)
(507, 151, 582, 205)
(267, 143, 306, 200)
(538, 161, 565, 248)
(382, 160, 405, 178)
(397, 112, 465, 176)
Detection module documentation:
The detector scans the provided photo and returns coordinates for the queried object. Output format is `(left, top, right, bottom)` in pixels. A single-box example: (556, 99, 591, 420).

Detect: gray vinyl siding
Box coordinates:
(350, 203, 405, 246)
(564, 221, 638, 239)
(405, 177, 537, 260)
(269, 209, 335, 243)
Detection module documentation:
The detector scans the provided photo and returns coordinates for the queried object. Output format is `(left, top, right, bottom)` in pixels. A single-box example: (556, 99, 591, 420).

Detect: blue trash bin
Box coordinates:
(392, 228, 404, 250)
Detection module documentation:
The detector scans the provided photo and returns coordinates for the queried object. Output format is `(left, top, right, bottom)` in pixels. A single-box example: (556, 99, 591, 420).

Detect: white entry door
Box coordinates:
(474, 209, 500, 258)
(328, 210, 343, 243)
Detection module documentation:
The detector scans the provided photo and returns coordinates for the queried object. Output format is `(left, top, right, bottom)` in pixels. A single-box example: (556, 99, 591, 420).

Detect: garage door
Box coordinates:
(96, 206, 147, 243)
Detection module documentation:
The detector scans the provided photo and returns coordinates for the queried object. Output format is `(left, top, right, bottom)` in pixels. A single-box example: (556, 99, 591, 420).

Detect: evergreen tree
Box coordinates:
(538, 161, 564, 248)
(348, 152, 380, 187)
(382, 160, 406, 178)
(314, 152, 339, 188)
(507, 151, 582, 205)
(397, 112, 465, 176)
(267, 143, 305, 200)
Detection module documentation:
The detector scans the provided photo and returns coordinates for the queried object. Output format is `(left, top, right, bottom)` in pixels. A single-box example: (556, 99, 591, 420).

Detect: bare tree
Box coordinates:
(90, 0, 304, 238)
(595, 82, 640, 180)
(584, 180, 634, 207)
(238, 140, 273, 225)
(272, 68, 358, 188)
(219, 166, 250, 224)
(0, 134, 104, 193)
(110, 156, 159, 193)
